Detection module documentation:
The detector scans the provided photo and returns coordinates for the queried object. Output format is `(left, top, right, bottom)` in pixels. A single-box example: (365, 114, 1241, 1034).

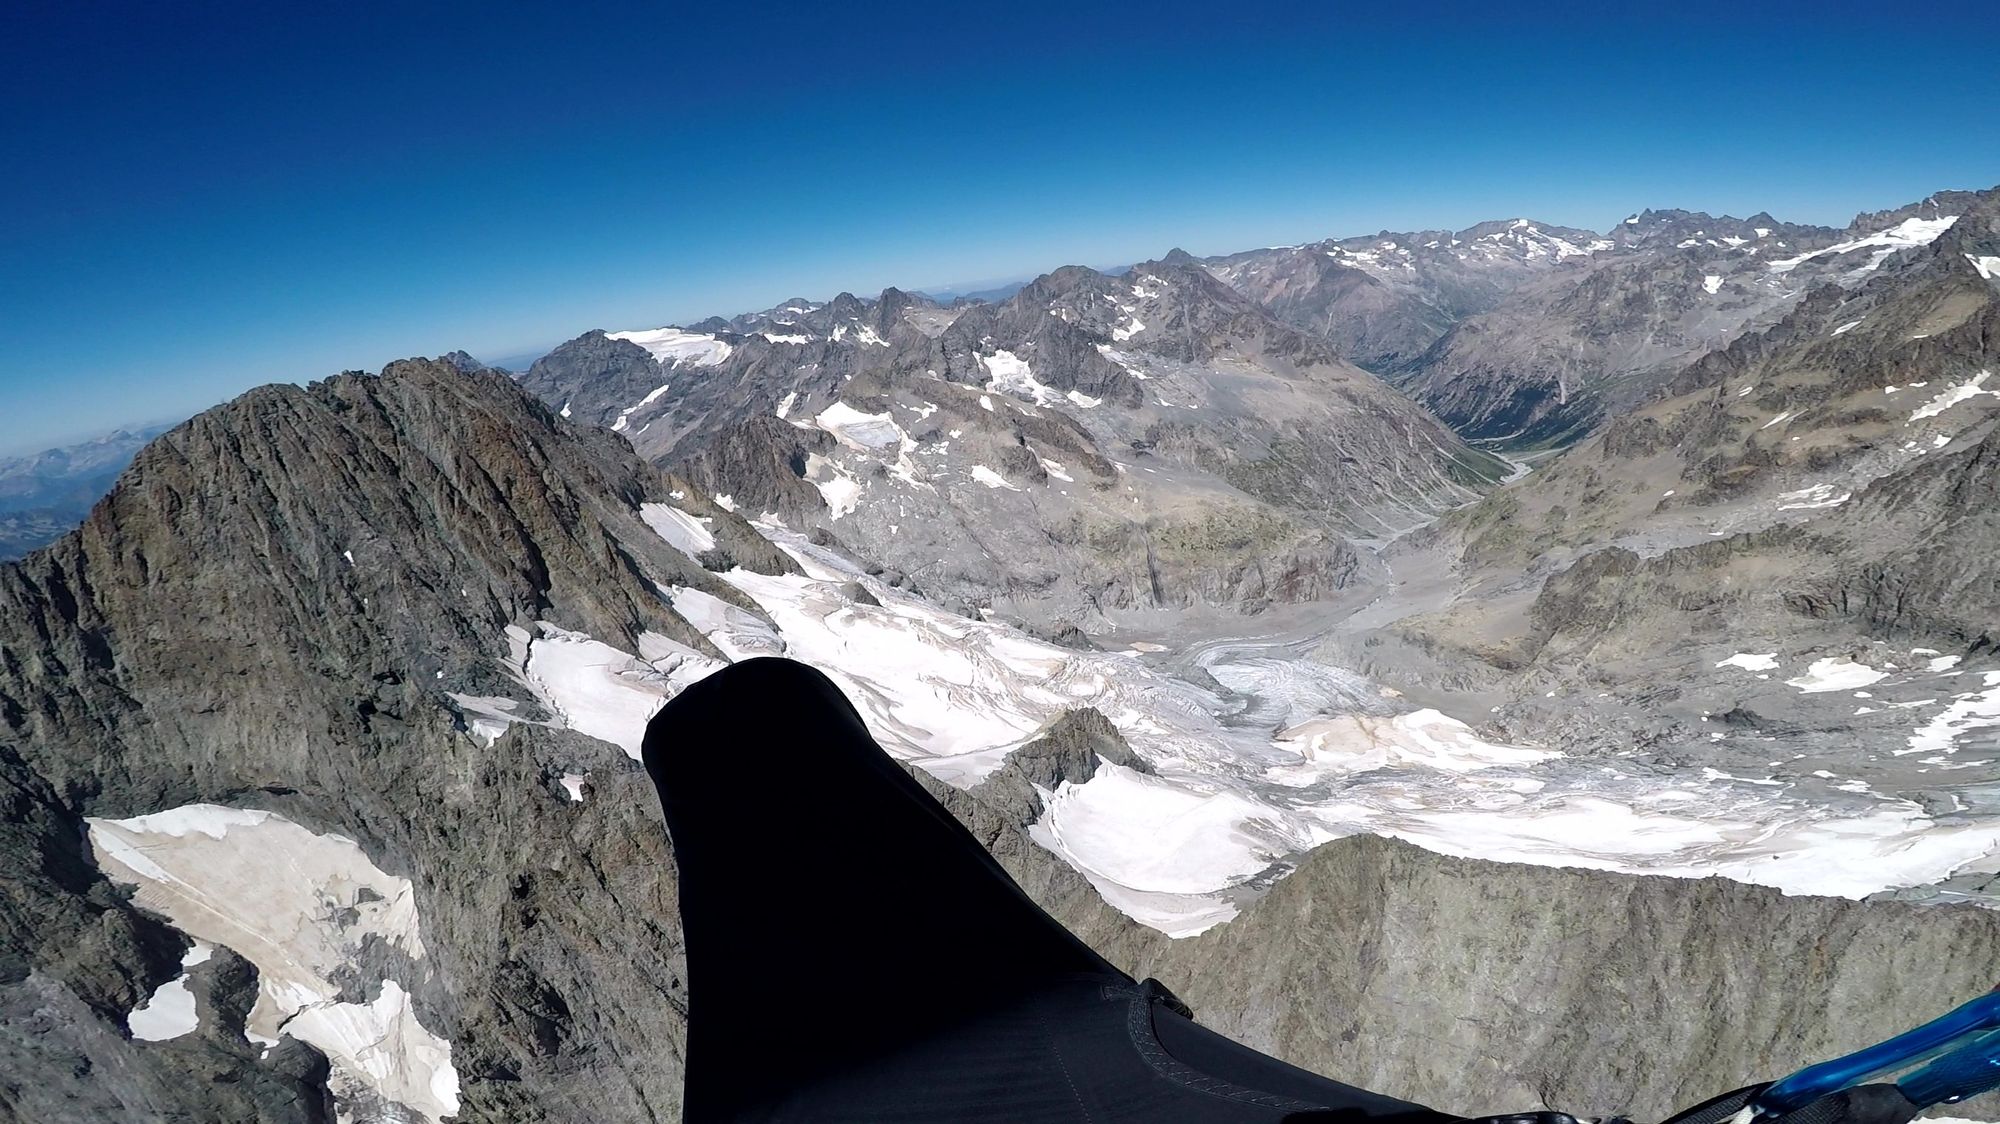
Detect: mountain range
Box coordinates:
(0, 424, 172, 560)
(5, 181, 2000, 1123)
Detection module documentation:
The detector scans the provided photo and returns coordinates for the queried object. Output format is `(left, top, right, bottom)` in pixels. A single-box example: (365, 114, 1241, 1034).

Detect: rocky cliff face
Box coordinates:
(1147, 834, 2000, 1121)
(940, 780, 2000, 1121)
(940, 764, 2000, 1124)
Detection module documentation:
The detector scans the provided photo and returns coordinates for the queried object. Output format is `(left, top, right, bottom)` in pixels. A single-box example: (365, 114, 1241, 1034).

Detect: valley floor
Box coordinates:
(539, 487, 2000, 936)
(1042, 469, 2000, 927)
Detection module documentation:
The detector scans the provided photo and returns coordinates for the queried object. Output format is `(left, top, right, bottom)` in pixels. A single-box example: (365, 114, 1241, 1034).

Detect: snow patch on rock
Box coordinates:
(803, 452, 863, 519)
(611, 383, 672, 432)
(814, 402, 905, 451)
(981, 350, 1064, 408)
(663, 586, 786, 663)
(1787, 657, 1888, 693)
(608, 327, 733, 367)
(1266, 710, 1555, 779)
(87, 808, 457, 1122)
(640, 502, 717, 558)
(1900, 671, 2000, 758)
(504, 622, 720, 759)
(128, 940, 214, 1041)
(1910, 370, 1997, 422)
(1776, 483, 1852, 511)
(970, 465, 1019, 490)
(1767, 215, 1958, 274)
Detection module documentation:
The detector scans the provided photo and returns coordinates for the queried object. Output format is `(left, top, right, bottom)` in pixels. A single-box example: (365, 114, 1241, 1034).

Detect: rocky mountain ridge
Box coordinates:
(522, 250, 1508, 631)
(0, 360, 781, 1121)
(1202, 216, 1615, 370)
(1309, 190, 2000, 850)
(1384, 191, 1993, 447)
(7, 359, 2000, 1122)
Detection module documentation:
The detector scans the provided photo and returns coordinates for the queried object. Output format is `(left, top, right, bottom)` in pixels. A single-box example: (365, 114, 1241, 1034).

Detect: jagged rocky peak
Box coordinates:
(872, 284, 930, 320)
(1847, 186, 1994, 236)
(1116, 254, 1325, 365)
(437, 349, 504, 375)
(1605, 207, 1833, 251)
(818, 290, 869, 324)
(518, 328, 665, 428)
(0, 356, 816, 1121)
(996, 262, 1116, 311)
(981, 251, 1290, 370)
(1450, 216, 1607, 258)
(919, 268, 1146, 403)
(1016, 261, 1112, 298)
(699, 287, 949, 348)
(22, 358, 755, 695)
(671, 412, 836, 528)
(970, 707, 1154, 825)
(1921, 188, 2000, 284)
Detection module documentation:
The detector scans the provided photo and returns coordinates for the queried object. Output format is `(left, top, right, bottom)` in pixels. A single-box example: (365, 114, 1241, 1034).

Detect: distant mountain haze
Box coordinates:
(0, 424, 172, 559)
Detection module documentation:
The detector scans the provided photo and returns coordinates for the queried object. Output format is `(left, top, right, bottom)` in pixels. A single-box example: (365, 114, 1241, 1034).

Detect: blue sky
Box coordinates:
(3, 0, 1996, 455)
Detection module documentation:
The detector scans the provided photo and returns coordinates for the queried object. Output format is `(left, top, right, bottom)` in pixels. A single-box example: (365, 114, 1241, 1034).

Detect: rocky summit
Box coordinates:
(6, 181, 2000, 1124)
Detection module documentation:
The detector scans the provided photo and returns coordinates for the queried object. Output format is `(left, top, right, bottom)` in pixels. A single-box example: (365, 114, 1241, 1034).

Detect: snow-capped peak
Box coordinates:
(1766, 215, 1960, 275)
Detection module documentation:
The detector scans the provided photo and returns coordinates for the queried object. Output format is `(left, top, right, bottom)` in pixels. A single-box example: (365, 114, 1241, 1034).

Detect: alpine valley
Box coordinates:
(7, 184, 2000, 1123)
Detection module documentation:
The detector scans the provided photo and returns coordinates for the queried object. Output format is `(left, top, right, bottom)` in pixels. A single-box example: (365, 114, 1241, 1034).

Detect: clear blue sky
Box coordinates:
(3, 0, 1996, 455)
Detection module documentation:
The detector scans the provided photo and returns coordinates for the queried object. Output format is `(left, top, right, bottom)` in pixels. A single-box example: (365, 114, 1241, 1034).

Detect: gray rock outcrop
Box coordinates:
(969, 707, 1153, 824)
